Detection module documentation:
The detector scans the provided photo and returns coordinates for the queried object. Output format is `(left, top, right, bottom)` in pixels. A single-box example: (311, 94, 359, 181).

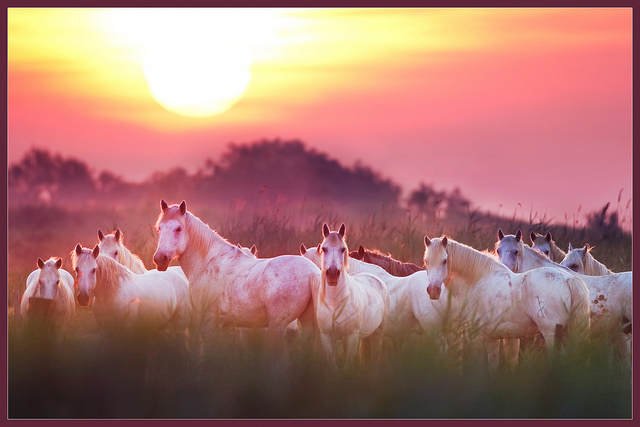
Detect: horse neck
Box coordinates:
(95, 256, 130, 301)
(549, 242, 567, 262)
(119, 244, 147, 273)
(180, 212, 235, 278)
(585, 253, 613, 275)
(320, 269, 352, 301)
(447, 240, 505, 286)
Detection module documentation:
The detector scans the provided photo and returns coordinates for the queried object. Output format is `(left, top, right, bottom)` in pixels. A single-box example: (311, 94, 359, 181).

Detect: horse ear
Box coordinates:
(37, 257, 45, 269)
(530, 231, 536, 244)
(338, 223, 346, 238)
(442, 236, 448, 247)
(250, 245, 257, 255)
(515, 229, 522, 242)
(75, 244, 83, 256)
(161, 199, 168, 211)
(179, 201, 187, 215)
(115, 229, 122, 241)
(322, 223, 330, 238)
(317, 244, 322, 253)
(498, 229, 504, 241)
(424, 236, 431, 247)
(92, 245, 100, 259)
(97, 229, 105, 241)
(358, 245, 365, 257)
(585, 243, 592, 252)
(55, 258, 63, 269)
(568, 242, 574, 251)
(545, 232, 552, 243)
(299, 243, 307, 255)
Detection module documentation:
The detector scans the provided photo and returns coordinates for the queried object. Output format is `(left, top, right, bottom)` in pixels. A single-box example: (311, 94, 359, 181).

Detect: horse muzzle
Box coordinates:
(325, 268, 340, 286)
(77, 291, 91, 307)
(427, 283, 442, 300)
(153, 253, 170, 271)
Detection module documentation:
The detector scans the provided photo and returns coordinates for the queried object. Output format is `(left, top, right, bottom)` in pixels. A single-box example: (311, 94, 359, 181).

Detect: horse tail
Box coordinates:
(566, 275, 591, 344)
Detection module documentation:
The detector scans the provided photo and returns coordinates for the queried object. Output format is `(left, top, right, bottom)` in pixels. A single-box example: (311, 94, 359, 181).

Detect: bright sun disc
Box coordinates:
(143, 42, 252, 118)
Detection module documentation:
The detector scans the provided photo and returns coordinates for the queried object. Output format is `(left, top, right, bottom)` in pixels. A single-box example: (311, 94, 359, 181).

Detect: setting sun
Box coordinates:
(143, 41, 252, 117)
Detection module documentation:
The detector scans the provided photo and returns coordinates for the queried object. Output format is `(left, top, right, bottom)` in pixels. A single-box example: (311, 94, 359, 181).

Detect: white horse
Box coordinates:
(71, 244, 190, 339)
(98, 228, 187, 280)
(152, 200, 321, 351)
(301, 243, 450, 352)
(496, 231, 632, 358)
(21, 257, 75, 342)
(530, 231, 567, 262)
(560, 243, 615, 276)
(314, 223, 388, 371)
(424, 235, 590, 372)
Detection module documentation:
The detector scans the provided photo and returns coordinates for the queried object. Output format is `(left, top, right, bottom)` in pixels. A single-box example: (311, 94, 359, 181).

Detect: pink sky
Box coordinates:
(7, 8, 633, 228)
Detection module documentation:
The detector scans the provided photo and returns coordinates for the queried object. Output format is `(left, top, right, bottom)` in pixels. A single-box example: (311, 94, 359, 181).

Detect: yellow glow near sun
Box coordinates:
(95, 8, 299, 118)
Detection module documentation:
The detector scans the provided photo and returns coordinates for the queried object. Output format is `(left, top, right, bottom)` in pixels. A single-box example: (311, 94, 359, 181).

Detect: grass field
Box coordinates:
(7, 200, 632, 418)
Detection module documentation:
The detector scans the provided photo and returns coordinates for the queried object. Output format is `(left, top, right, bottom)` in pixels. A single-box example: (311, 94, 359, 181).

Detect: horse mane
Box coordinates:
(117, 242, 147, 273)
(361, 247, 422, 276)
(548, 240, 567, 263)
(574, 247, 613, 275)
(95, 255, 134, 295)
(156, 204, 233, 260)
(444, 238, 506, 284)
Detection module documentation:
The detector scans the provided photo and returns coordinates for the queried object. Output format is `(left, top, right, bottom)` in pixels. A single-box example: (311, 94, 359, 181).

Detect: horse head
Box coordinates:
(72, 244, 99, 307)
(530, 231, 553, 258)
(154, 199, 188, 271)
(97, 228, 123, 262)
(319, 223, 348, 286)
(495, 229, 523, 272)
(423, 235, 449, 300)
(560, 243, 590, 274)
(35, 257, 63, 300)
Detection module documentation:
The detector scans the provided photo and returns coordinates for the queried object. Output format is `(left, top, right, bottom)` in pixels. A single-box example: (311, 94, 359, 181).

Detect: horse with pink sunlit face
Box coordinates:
(560, 243, 614, 276)
(97, 229, 147, 274)
(424, 235, 591, 372)
(152, 200, 321, 352)
(98, 228, 187, 280)
(314, 223, 389, 371)
(71, 244, 190, 339)
(530, 231, 566, 262)
(21, 257, 75, 342)
(302, 242, 450, 353)
(495, 231, 632, 361)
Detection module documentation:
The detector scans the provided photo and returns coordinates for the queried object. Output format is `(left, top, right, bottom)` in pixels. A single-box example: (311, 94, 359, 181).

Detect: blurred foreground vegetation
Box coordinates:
(7, 141, 632, 418)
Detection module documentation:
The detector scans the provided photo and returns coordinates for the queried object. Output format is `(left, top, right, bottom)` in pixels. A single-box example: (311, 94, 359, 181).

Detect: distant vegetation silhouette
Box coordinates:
(9, 140, 469, 218)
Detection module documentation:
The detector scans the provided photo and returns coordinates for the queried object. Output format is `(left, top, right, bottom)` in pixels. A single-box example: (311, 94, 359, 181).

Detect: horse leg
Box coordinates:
(485, 338, 501, 373)
(319, 332, 338, 371)
(501, 338, 520, 369)
(343, 333, 361, 370)
(365, 328, 385, 374)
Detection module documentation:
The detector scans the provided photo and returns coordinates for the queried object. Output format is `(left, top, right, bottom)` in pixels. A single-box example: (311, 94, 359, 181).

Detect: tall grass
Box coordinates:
(7, 199, 632, 418)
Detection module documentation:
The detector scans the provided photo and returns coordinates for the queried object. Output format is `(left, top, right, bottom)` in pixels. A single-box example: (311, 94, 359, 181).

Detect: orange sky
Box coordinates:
(7, 8, 633, 228)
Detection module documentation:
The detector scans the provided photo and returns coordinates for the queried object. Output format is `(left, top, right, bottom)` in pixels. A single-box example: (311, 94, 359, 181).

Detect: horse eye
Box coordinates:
(91, 268, 97, 274)
(544, 251, 549, 256)
(175, 227, 182, 233)
(514, 251, 519, 255)
(114, 251, 118, 257)
(340, 247, 346, 253)
(442, 259, 447, 265)
(570, 264, 578, 271)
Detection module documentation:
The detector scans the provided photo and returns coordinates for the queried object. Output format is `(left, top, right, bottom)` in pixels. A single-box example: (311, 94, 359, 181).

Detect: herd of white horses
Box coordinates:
(19, 200, 632, 373)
